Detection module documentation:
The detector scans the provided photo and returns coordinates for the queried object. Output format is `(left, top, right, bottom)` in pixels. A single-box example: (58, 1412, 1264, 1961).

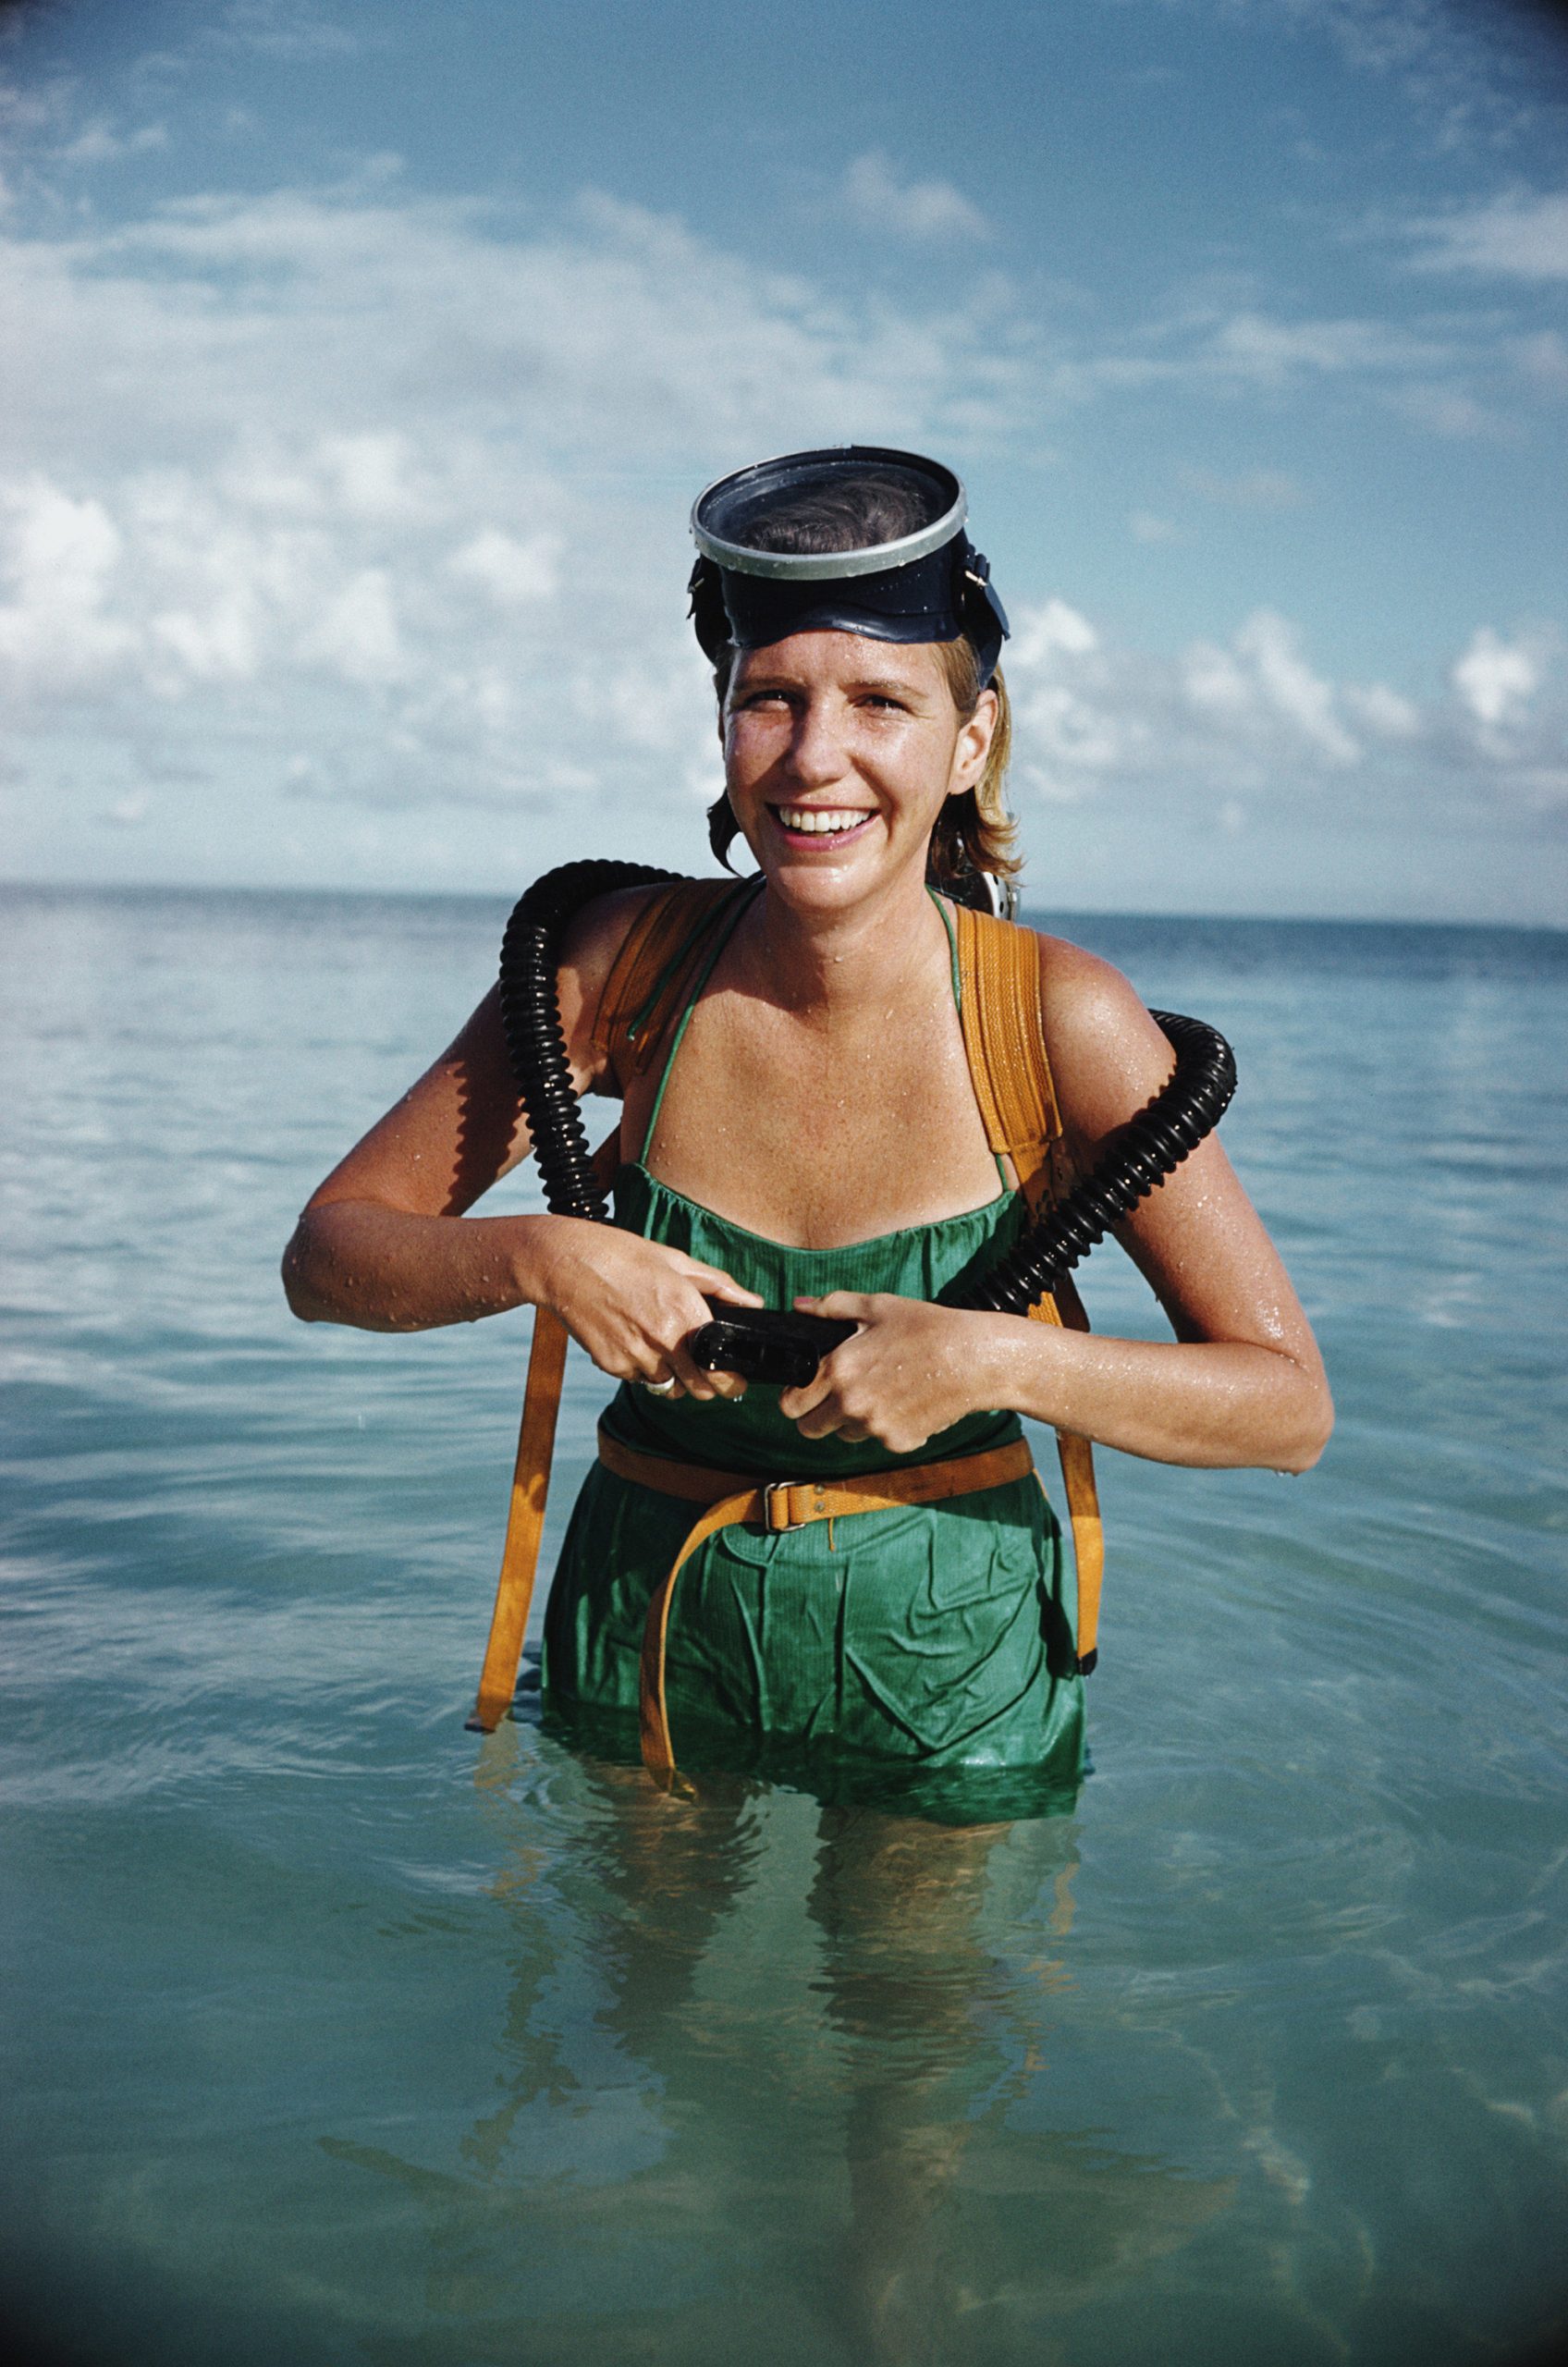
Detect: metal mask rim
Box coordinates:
(690, 445, 968, 583)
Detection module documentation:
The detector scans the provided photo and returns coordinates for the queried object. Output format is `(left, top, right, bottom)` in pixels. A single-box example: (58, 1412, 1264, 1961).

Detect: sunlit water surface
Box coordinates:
(3, 885, 1565, 2367)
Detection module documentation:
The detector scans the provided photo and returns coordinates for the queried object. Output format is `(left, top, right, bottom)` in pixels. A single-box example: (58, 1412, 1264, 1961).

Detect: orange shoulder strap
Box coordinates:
(469, 1130, 620, 1732)
(952, 900, 1061, 1198)
(590, 877, 744, 1079)
(953, 901, 1104, 1671)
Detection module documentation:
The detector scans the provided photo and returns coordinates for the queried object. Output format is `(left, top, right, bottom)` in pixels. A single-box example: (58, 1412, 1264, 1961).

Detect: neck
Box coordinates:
(739, 864, 949, 1020)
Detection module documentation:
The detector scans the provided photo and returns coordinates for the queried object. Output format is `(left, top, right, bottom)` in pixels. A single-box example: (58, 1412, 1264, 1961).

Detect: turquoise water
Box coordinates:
(3, 884, 1565, 2367)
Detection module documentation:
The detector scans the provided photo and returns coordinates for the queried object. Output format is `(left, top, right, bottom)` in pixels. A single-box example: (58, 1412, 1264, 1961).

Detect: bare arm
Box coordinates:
(281, 890, 759, 1390)
(787, 938, 1333, 1472)
(280, 981, 548, 1332)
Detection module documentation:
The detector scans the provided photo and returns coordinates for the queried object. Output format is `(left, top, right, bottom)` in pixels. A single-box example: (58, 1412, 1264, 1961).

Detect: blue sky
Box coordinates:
(1, 0, 1564, 919)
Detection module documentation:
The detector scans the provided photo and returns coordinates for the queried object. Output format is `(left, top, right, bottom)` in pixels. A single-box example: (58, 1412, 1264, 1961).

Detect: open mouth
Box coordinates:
(768, 804, 876, 844)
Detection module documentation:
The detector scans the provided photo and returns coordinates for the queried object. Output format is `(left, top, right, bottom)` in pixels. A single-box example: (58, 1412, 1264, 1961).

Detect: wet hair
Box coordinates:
(740, 472, 935, 558)
(704, 472, 1019, 888)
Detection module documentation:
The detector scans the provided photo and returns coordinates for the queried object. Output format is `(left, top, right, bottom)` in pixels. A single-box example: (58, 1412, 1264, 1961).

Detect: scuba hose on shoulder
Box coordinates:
(498, 859, 683, 1222)
(949, 1008, 1236, 1314)
(496, 861, 1237, 1320)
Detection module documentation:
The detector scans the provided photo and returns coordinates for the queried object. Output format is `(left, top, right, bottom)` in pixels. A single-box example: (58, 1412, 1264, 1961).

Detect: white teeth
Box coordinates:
(776, 807, 871, 836)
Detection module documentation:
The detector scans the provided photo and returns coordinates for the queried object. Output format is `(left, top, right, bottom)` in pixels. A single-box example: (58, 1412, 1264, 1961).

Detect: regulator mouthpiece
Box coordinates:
(688, 444, 1009, 685)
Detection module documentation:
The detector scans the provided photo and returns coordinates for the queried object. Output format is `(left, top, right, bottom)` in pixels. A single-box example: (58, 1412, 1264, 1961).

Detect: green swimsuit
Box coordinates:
(542, 891, 1085, 1819)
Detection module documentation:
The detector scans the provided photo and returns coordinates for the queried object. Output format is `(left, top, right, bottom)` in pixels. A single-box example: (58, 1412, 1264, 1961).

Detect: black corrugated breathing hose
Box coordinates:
(497, 859, 680, 1222)
(950, 1009, 1236, 1313)
(496, 863, 1236, 1302)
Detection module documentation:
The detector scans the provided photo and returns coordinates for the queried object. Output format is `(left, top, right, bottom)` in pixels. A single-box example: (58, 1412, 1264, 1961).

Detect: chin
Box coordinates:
(766, 845, 876, 889)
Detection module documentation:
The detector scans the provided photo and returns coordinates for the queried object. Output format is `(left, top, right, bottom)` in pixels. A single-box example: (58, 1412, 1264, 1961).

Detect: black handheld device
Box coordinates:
(689, 1304, 858, 1389)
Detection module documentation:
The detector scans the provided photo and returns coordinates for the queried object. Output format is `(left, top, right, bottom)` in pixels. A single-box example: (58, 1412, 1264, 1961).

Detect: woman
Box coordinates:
(283, 446, 1331, 1808)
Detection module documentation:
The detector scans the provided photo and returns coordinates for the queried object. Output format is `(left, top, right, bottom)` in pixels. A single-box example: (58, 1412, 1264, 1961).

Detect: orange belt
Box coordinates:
(594, 1425, 1036, 1779)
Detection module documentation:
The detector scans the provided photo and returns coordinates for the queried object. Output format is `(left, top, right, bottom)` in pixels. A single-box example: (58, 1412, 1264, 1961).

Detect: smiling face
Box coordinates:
(720, 632, 997, 911)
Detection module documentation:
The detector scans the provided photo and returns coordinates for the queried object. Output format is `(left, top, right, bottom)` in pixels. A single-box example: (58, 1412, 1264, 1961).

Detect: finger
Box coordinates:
(674, 1309, 748, 1398)
(793, 1291, 876, 1321)
(668, 1341, 721, 1402)
(678, 1330, 748, 1398)
(677, 1260, 766, 1308)
(779, 1368, 838, 1423)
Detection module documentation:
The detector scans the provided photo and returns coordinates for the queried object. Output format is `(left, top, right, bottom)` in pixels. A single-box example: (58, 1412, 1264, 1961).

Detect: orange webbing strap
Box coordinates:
(466, 1305, 570, 1733)
(590, 877, 742, 1078)
(952, 900, 1061, 1194)
(638, 1491, 756, 1782)
(953, 900, 1103, 1672)
(595, 1427, 1036, 1780)
(1026, 1283, 1104, 1669)
(466, 1130, 620, 1735)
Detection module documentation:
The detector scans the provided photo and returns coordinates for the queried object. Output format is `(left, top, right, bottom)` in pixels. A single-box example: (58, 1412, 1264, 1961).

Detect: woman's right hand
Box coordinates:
(525, 1217, 764, 1401)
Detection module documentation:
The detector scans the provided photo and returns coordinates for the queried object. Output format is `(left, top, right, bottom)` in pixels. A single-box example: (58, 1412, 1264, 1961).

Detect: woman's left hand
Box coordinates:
(780, 1293, 1002, 1454)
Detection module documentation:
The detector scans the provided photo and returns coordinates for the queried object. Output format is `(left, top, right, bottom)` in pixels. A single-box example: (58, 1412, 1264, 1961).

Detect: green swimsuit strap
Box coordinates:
(930, 886, 962, 1007)
(637, 877, 764, 1162)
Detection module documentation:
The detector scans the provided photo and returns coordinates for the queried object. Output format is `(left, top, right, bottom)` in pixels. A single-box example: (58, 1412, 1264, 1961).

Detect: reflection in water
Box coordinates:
(322, 1728, 1235, 2364)
(811, 1805, 1028, 2361)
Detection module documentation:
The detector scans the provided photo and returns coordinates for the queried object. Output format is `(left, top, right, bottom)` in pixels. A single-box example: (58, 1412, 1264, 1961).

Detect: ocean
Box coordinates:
(3, 882, 1565, 2366)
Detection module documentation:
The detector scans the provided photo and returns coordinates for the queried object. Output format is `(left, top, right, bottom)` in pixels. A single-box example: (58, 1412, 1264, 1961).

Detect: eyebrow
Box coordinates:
(733, 670, 930, 699)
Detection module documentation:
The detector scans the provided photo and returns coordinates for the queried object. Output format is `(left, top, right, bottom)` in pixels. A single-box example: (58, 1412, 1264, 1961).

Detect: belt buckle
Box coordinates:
(764, 1478, 798, 1532)
(764, 1477, 831, 1532)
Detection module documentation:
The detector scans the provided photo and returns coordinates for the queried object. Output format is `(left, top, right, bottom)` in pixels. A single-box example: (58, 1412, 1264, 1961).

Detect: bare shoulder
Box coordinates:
(1031, 927, 1178, 1157)
(558, 882, 665, 998)
(556, 883, 667, 1085)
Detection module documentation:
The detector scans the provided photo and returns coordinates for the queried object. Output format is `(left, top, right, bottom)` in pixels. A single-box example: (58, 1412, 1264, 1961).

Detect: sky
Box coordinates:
(1, 0, 1565, 921)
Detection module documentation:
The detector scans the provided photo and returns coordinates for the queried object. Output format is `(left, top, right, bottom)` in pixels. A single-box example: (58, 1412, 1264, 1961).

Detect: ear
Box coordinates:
(706, 792, 742, 873)
(951, 686, 998, 792)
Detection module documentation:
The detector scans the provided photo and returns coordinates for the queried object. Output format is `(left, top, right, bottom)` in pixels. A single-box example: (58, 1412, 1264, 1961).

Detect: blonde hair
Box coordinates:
(706, 638, 1020, 888)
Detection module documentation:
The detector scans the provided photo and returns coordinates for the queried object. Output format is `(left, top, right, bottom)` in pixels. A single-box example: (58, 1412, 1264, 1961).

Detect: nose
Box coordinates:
(784, 696, 850, 789)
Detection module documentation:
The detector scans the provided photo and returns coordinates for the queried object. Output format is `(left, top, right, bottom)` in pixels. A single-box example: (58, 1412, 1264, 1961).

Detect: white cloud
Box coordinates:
(1205, 310, 1449, 382)
(103, 790, 151, 828)
(1129, 510, 1179, 545)
(1041, 302, 1476, 415)
(56, 122, 168, 167)
(313, 431, 429, 523)
(0, 477, 135, 692)
(447, 528, 560, 607)
(1233, 610, 1362, 764)
(1011, 599, 1098, 666)
(1407, 189, 1568, 280)
(1181, 611, 1360, 765)
(1513, 330, 1568, 393)
(0, 77, 74, 140)
(305, 569, 403, 688)
(1344, 681, 1421, 740)
(998, 595, 1565, 825)
(1387, 384, 1505, 439)
(1178, 464, 1306, 510)
(840, 153, 991, 245)
(0, 178, 1035, 825)
(1452, 627, 1537, 726)
(209, 2, 362, 60)
(1255, 0, 1559, 147)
